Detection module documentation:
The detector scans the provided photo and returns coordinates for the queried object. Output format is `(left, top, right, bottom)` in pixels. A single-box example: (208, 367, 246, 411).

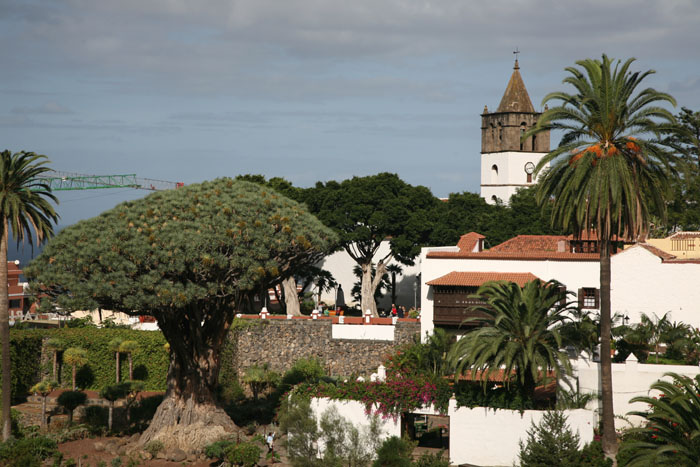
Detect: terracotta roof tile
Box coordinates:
(670, 231, 700, 240)
(457, 232, 485, 253)
(489, 235, 567, 253)
(427, 271, 540, 287)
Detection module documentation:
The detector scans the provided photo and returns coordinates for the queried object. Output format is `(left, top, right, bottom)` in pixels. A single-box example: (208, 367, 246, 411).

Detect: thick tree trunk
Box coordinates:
(1, 229, 11, 441)
(360, 260, 387, 318)
(599, 238, 618, 459)
(53, 352, 58, 381)
(282, 276, 301, 316)
(72, 365, 77, 390)
(128, 354, 133, 380)
(360, 262, 377, 317)
(138, 306, 237, 453)
(116, 352, 121, 382)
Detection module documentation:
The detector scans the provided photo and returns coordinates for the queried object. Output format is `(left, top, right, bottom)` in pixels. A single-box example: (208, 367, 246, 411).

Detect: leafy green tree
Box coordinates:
(278, 395, 320, 466)
(304, 173, 439, 316)
(26, 178, 335, 450)
(29, 380, 58, 431)
(45, 338, 66, 382)
(372, 436, 414, 467)
(108, 338, 123, 382)
(100, 382, 130, 432)
(63, 347, 88, 390)
(625, 372, 700, 465)
(518, 411, 584, 467)
(666, 107, 700, 231)
(526, 55, 677, 457)
(241, 364, 279, 400)
(448, 279, 575, 399)
(118, 340, 139, 380)
(57, 390, 86, 425)
(0, 150, 58, 440)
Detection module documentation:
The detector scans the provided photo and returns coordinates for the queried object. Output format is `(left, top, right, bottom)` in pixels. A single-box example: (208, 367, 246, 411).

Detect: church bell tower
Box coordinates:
(480, 58, 550, 204)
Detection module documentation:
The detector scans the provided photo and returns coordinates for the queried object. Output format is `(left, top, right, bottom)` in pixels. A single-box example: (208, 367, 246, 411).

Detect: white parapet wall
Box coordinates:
(447, 401, 595, 466)
(574, 356, 700, 429)
(311, 397, 595, 467)
(331, 324, 395, 341)
(310, 397, 401, 438)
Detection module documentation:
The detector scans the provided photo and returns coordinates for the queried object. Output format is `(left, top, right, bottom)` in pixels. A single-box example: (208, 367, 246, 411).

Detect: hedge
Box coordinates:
(0, 327, 243, 403)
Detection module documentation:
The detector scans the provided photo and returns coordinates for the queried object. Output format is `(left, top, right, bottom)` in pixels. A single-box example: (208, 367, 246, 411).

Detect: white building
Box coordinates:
(420, 232, 700, 338)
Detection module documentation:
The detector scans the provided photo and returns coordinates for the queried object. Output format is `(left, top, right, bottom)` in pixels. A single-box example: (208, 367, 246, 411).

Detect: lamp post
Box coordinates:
(413, 279, 417, 310)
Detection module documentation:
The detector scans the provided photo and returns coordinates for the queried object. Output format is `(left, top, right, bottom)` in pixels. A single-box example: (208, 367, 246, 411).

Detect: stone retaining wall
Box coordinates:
(231, 319, 420, 378)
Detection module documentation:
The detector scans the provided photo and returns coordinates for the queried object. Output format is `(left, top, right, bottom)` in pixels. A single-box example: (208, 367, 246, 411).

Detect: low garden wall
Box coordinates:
(573, 355, 700, 429)
(231, 316, 420, 378)
(310, 397, 596, 467)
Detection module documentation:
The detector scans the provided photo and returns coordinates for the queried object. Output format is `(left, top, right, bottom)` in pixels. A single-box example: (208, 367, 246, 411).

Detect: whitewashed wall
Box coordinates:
(448, 401, 595, 466)
(611, 245, 700, 327)
(480, 151, 548, 204)
(310, 398, 401, 439)
(419, 250, 600, 338)
(311, 397, 595, 467)
(318, 240, 420, 310)
(573, 356, 700, 429)
(331, 324, 395, 341)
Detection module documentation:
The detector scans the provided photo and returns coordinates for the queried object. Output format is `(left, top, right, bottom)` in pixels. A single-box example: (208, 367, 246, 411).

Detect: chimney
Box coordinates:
(557, 240, 566, 253)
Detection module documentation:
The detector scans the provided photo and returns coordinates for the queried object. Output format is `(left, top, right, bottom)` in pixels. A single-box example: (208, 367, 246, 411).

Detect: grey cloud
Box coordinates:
(11, 102, 74, 115)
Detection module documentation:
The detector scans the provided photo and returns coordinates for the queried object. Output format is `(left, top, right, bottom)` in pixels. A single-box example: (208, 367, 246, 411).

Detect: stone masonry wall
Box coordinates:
(231, 319, 420, 378)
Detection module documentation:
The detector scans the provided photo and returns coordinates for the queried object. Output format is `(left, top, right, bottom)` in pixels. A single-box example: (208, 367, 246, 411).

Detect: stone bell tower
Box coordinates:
(480, 58, 550, 204)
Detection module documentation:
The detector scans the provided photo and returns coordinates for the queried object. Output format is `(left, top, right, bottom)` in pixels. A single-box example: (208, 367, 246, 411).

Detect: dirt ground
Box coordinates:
(57, 436, 290, 467)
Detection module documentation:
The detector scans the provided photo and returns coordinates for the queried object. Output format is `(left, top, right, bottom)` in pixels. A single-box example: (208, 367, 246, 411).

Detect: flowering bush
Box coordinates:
(294, 373, 451, 419)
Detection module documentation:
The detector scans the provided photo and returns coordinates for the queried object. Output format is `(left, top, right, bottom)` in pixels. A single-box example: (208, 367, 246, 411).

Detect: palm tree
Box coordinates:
(448, 279, 575, 400)
(0, 150, 58, 440)
(63, 347, 88, 390)
(119, 340, 139, 380)
(30, 380, 58, 431)
(624, 373, 700, 465)
(525, 55, 677, 457)
(108, 337, 123, 382)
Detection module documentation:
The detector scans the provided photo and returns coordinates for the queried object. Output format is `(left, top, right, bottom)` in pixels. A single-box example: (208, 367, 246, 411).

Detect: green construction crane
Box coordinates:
(35, 170, 183, 191)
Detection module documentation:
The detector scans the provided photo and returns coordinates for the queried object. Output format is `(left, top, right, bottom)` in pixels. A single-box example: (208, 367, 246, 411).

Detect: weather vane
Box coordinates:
(513, 47, 520, 59)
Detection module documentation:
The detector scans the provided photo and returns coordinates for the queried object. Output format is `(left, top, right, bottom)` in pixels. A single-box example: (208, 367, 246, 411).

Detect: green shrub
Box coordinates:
(57, 390, 87, 424)
(281, 357, 326, 389)
(205, 439, 236, 461)
(0, 436, 58, 466)
(518, 411, 581, 467)
(0, 332, 44, 403)
(413, 450, 450, 467)
(372, 436, 414, 467)
(144, 440, 164, 457)
(580, 441, 613, 466)
(226, 441, 262, 466)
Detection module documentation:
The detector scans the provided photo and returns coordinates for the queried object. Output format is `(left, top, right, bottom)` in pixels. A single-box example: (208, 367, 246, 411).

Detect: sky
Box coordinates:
(2, 0, 700, 246)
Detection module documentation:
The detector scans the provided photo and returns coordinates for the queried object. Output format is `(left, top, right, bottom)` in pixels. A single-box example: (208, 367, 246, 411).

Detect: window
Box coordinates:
(498, 122, 503, 142)
(532, 135, 537, 151)
(671, 238, 697, 251)
(520, 122, 527, 151)
(578, 288, 599, 309)
(8, 299, 21, 309)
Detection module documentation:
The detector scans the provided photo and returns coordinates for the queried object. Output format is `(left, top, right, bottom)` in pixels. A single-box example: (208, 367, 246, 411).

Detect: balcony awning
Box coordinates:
(426, 271, 540, 287)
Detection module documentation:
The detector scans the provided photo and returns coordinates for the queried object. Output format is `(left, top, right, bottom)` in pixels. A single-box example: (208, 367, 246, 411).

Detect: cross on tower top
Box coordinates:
(513, 48, 520, 69)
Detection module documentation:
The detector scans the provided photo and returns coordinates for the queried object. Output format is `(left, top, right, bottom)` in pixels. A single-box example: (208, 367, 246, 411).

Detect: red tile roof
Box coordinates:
(426, 234, 599, 261)
(669, 231, 700, 240)
(427, 271, 540, 287)
(457, 232, 485, 253)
